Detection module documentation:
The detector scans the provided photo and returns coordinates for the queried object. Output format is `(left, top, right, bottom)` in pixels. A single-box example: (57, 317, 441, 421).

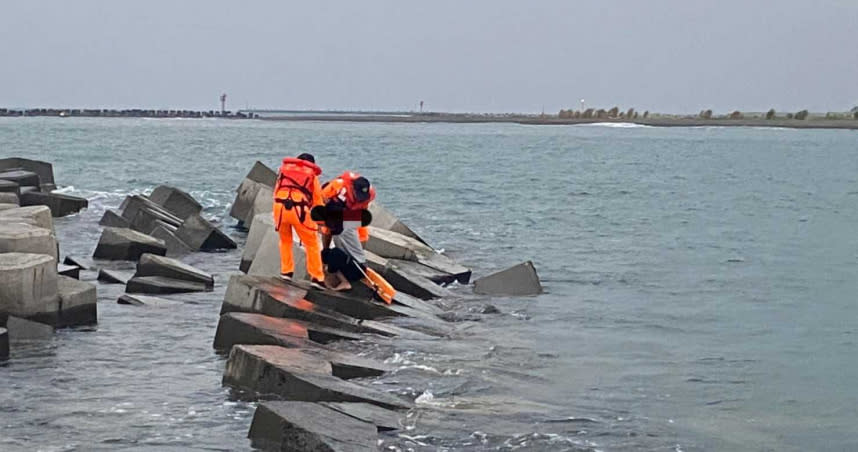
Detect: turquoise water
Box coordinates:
(1, 117, 857, 451)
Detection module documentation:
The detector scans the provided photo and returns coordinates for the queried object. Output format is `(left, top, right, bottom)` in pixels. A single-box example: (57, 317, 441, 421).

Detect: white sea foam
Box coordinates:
(580, 122, 653, 128)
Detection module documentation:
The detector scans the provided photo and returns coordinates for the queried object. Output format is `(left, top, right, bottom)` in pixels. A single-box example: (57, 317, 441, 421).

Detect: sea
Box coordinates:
(0, 117, 856, 451)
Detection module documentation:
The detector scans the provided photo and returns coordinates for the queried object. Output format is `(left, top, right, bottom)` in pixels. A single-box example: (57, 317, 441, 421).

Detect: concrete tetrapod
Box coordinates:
(19, 191, 88, 217)
(0, 193, 18, 205)
(150, 225, 192, 257)
(248, 228, 307, 281)
(213, 312, 362, 352)
(175, 214, 237, 251)
(97, 268, 132, 285)
(247, 401, 378, 452)
(0, 205, 55, 232)
(320, 402, 401, 432)
(229, 179, 265, 227)
(135, 253, 214, 289)
(56, 276, 97, 327)
(147, 185, 203, 220)
(225, 345, 409, 409)
(365, 226, 471, 283)
(57, 264, 80, 279)
(243, 184, 273, 228)
(93, 227, 166, 261)
(125, 276, 210, 294)
(0, 223, 58, 262)
(473, 261, 543, 296)
(239, 213, 275, 272)
(0, 158, 55, 187)
(0, 253, 60, 324)
(117, 294, 179, 307)
(221, 274, 437, 340)
(98, 210, 130, 228)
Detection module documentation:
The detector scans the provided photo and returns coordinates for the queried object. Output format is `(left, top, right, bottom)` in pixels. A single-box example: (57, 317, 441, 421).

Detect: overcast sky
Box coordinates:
(1, 1, 856, 113)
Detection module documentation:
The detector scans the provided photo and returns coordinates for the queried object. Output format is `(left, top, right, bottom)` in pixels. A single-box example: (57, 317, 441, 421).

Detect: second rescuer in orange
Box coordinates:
(272, 153, 325, 286)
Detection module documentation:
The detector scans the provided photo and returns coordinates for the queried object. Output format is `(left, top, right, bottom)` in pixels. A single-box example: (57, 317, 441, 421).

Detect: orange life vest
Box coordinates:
(274, 157, 322, 226)
(275, 157, 322, 202)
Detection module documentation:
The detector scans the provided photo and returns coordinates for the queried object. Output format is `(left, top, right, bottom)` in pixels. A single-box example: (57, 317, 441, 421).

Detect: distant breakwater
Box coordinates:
(0, 108, 256, 119)
(257, 113, 858, 130)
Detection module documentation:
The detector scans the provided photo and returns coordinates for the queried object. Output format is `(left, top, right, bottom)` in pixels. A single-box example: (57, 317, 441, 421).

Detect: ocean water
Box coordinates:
(1, 117, 856, 451)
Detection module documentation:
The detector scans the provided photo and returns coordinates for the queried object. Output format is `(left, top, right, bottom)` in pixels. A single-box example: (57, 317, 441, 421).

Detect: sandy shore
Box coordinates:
(260, 114, 858, 130)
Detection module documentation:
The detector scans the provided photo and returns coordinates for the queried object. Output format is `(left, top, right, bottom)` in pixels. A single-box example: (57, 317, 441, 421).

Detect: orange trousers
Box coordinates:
(273, 202, 323, 281)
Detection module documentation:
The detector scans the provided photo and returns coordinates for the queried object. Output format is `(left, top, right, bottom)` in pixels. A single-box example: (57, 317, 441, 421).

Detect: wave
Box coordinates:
(579, 122, 653, 128)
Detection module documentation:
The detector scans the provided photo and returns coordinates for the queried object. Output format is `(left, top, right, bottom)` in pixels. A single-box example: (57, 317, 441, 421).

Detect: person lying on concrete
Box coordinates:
(321, 247, 365, 291)
(272, 153, 326, 287)
(319, 171, 376, 266)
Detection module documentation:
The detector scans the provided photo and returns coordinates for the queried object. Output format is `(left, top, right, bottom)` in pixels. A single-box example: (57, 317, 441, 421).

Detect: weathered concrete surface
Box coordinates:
(57, 263, 80, 279)
(120, 195, 183, 234)
(19, 191, 88, 217)
(92, 227, 167, 260)
(388, 258, 461, 285)
(0, 179, 19, 194)
(175, 214, 237, 251)
(473, 261, 543, 296)
(212, 312, 361, 351)
(226, 345, 408, 409)
(0, 253, 60, 323)
(247, 228, 308, 280)
(243, 184, 273, 228)
(321, 402, 401, 431)
(0, 223, 58, 261)
(248, 401, 377, 452)
(239, 213, 275, 272)
(0, 327, 7, 359)
(229, 178, 265, 226)
(246, 161, 278, 187)
(0, 169, 40, 188)
(221, 275, 436, 339)
(379, 262, 452, 300)
(64, 255, 95, 270)
(150, 224, 192, 257)
(0, 205, 55, 232)
(366, 227, 471, 283)
(117, 294, 177, 306)
(0, 203, 17, 211)
(135, 253, 214, 288)
(0, 192, 18, 205)
(98, 210, 130, 228)
(293, 280, 404, 320)
(147, 185, 202, 220)
(5, 315, 54, 340)
(56, 275, 97, 327)
(126, 276, 210, 294)
(0, 158, 55, 186)
(97, 268, 132, 284)
(368, 202, 428, 246)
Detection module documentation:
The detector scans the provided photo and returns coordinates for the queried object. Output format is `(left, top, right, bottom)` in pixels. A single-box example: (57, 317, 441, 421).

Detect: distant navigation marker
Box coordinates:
(220, 93, 227, 114)
(419, 100, 424, 113)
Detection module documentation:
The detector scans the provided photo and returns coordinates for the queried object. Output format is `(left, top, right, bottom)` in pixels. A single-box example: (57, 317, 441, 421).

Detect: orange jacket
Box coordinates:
(321, 171, 376, 210)
(274, 157, 323, 207)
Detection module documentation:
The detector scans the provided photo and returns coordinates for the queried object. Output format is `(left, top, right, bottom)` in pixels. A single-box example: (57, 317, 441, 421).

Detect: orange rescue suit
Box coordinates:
(273, 157, 324, 281)
(320, 171, 376, 242)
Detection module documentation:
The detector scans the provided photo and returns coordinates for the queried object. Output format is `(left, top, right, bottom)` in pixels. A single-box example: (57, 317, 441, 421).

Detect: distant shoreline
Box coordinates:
(259, 114, 858, 130)
(3, 108, 858, 130)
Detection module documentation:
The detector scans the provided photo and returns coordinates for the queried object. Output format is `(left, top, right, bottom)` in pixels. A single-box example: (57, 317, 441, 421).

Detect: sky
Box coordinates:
(1, 1, 856, 114)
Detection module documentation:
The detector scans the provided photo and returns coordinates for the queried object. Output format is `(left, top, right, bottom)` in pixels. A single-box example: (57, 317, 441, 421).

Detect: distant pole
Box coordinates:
(220, 93, 227, 115)
(580, 99, 585, 111)
(419, 100, 424, 113)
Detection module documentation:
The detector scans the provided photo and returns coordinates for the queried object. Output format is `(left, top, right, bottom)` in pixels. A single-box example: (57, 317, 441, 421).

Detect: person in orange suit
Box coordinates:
(320, 171, 376, 265)
(272, 153, 325, 286)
